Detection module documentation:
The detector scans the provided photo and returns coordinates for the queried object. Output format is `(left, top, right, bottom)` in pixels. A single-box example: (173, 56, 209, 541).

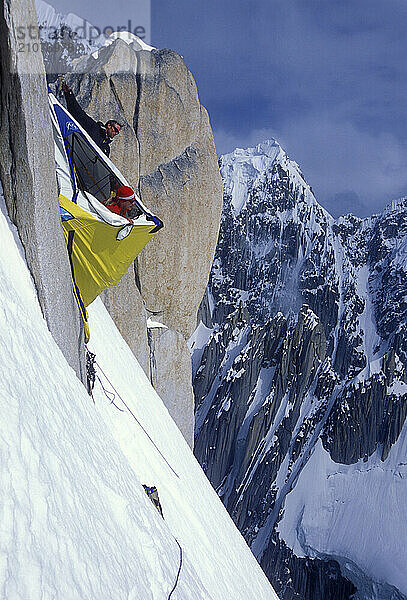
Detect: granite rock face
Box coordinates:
(192, 141, 407, 599)
(62, 37, 222, 445)
(148, 326, 194, 447)
(0, 0, 85, 383)
(100, 267, 150, 377)
(138, 140, 221, 338)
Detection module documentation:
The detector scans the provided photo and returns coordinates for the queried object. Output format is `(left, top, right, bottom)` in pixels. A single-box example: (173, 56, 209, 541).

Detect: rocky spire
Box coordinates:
(62, 34, 223, 446)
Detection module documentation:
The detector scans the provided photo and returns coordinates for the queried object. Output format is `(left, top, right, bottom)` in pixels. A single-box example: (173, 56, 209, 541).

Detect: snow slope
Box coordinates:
(0, 191, 278, 599)
(91, 31, 155, 60)
(278, 439, 407, 595)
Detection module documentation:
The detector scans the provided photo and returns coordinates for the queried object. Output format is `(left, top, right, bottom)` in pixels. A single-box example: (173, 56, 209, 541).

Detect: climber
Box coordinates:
(105, 185, 137, 223)
(61, 81, 122, 157)
(143, 485, 164, 519)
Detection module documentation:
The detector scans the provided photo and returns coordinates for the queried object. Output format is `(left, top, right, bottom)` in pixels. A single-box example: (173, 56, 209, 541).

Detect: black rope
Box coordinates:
(95, 373, 125, 412)
(86, 350, 183, 596)
(168, 538, 183, 599)
(93, 358, 180, 479)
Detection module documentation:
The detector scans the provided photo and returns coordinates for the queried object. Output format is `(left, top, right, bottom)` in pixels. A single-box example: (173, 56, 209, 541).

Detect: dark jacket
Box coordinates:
(64, 90, 112, 157)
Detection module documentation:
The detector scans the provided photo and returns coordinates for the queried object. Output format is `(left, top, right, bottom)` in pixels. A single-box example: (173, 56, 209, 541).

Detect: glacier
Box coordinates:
(278, 438, 407, 594)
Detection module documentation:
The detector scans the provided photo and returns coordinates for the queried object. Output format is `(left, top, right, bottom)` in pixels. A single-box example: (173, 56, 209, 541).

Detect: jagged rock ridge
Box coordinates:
(35, 0, 102, 79)
(191, 140, 407, 599)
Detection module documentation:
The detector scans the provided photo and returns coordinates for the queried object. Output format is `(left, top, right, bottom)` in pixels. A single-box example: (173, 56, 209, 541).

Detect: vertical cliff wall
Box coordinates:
(64, 37, 223, 446)
(0, 0, 85, 382)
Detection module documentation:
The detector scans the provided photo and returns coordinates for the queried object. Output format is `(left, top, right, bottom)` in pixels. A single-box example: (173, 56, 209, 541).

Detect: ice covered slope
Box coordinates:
(278, 437, 407, 597)
(0, 193, 278, 599)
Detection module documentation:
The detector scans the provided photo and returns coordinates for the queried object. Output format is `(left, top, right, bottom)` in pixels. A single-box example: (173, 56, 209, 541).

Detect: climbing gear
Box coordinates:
(90, 363, 124, 412)
(85, 348, 96, 398)
(86, 351, 183, 597)
(49, 91, 163, 342)
(141, 484, 183, 598)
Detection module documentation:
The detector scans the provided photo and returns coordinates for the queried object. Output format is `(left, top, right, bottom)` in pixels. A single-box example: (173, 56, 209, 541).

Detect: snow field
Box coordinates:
(278, 439, 407, 595)
(88, 298, 279, 599)
(0, 193, 278, 599)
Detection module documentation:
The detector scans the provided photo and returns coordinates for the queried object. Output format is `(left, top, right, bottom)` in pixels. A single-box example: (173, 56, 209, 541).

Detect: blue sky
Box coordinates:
(44, 0, 407, 217)
(152, 0, 407, 217)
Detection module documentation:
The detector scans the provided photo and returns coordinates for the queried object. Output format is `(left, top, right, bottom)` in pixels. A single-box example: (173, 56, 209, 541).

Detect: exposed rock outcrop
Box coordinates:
(193, 141, 407, 598)
(148, 325, 194, 447)
(62, 37, 222, 445)
(100, 268, 150, 377)
(0, 0, 85, 382)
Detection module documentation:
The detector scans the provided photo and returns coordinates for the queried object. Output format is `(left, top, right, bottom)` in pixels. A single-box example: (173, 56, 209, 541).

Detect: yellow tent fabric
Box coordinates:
(50, 91, 163, 344)
(59, 194, 159, 307)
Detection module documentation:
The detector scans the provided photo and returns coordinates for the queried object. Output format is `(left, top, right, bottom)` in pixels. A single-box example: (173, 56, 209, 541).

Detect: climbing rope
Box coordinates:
(168, 538, 183, 600)
(95, 372, 125, 412)
(141, 485, 183, 597)
(87, 349, 183, 595)
(91, 355, 180, 479)
(168, 538, 183, 599)
(86, 348, 124, 411)
(142, 486, 183, 597)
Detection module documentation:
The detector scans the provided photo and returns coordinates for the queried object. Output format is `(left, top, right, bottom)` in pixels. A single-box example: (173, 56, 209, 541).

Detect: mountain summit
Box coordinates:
(221, 139, 320, 216)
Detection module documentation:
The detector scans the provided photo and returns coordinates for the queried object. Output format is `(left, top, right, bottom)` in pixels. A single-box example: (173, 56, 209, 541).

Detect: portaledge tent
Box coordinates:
(49, 92, 163, 341)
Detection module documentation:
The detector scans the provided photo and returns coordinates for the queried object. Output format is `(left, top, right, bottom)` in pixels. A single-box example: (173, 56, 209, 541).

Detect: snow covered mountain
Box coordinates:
(35, 0, 154, 77)
(0, 186, 278, 598)
(35, 0, 100, 47)
(191, 140, 407, 599)
(35, 0, 102, 77)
